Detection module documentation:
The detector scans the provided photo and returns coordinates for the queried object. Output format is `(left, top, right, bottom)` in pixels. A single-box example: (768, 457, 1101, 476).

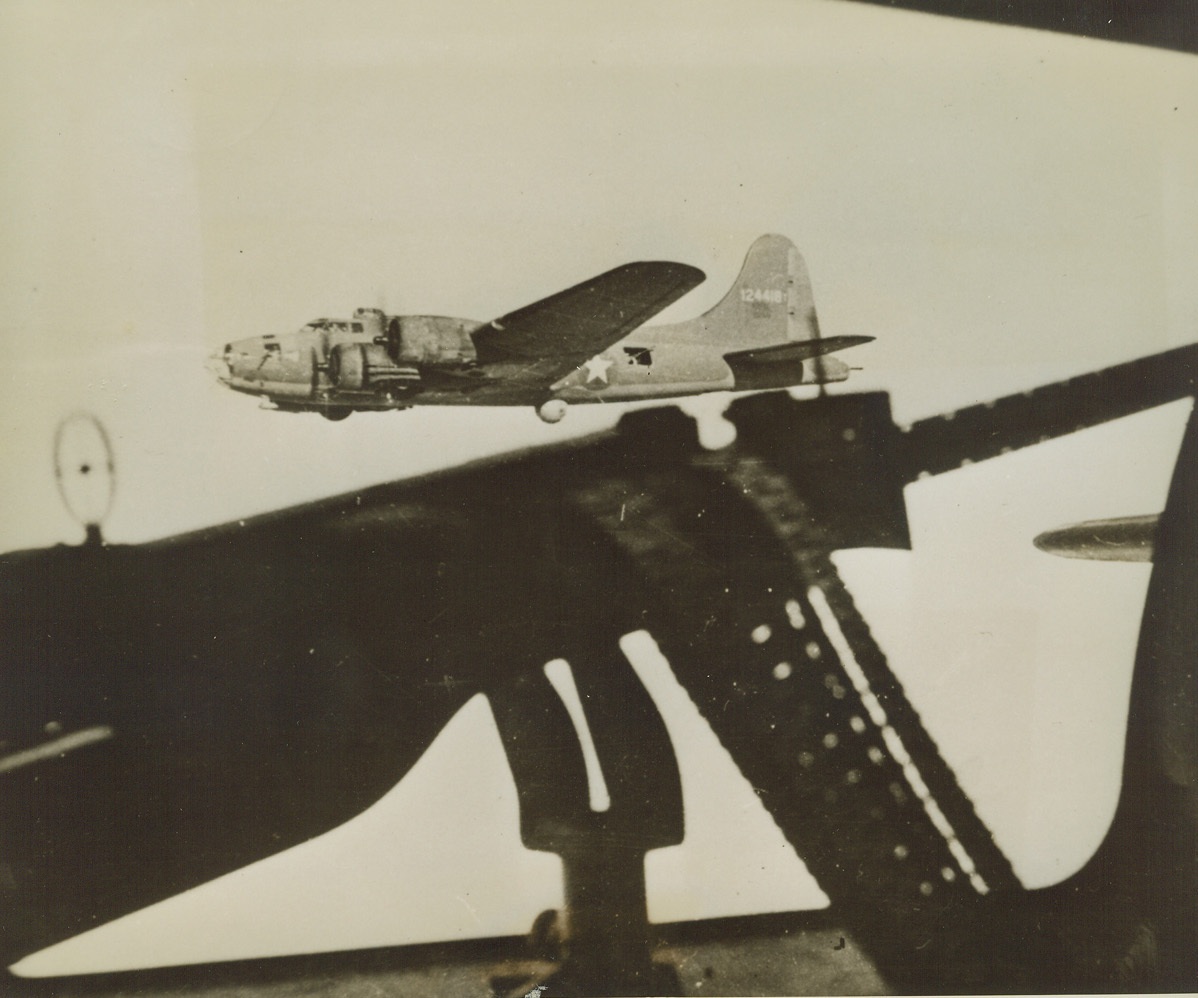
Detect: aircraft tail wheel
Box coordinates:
(538, 400, 569, 424)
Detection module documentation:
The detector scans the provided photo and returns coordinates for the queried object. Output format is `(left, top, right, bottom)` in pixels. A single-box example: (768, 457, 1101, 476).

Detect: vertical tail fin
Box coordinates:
(649, 234, 821, 348)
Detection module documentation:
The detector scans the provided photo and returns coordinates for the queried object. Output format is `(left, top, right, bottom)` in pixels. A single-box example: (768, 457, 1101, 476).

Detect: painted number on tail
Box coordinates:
(741, 288, 784, 304)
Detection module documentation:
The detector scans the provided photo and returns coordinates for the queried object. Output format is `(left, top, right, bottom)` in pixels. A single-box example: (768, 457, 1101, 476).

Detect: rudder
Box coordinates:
(647, 234, 820, 349)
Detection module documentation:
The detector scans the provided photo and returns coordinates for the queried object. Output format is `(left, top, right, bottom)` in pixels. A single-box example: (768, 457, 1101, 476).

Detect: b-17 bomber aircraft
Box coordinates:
(213, 234, 873, 422)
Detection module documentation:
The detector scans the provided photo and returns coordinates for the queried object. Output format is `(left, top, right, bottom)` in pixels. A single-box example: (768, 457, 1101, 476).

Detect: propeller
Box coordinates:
(53, 413, 115, 545)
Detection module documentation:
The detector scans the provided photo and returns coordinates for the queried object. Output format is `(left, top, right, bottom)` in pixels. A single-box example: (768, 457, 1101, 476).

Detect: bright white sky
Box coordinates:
(2, 0, 1196, 976)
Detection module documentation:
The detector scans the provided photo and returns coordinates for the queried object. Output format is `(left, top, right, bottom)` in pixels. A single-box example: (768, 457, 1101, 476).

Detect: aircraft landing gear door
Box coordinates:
(486, 634, 683, 998)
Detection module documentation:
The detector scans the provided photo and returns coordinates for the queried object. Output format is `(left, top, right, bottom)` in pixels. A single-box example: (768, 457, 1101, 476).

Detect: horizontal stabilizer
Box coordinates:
(724, 335, 873, 366)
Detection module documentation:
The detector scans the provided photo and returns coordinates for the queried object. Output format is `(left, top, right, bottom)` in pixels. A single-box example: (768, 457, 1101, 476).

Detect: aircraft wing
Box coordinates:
(471, 261, 704, 382)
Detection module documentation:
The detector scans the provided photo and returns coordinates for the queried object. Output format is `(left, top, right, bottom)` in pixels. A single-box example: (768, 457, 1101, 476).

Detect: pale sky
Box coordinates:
(3, 0, 1196, 976)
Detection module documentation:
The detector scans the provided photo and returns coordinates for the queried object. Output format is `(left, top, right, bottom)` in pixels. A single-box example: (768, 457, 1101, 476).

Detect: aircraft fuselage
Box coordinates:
(216, 314, 770, 414)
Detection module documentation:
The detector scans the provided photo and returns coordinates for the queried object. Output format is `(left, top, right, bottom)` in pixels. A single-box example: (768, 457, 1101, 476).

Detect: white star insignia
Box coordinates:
(582, 355, 614, 384)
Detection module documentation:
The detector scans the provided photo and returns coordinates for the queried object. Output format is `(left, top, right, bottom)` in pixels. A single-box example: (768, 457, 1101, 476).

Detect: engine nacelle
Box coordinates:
(389, 316, 478, 365)
(327, 342, 420, 392)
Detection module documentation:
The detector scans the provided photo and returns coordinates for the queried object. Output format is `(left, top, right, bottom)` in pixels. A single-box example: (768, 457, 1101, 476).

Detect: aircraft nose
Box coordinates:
(213, 337, 270, 384)
(206, 343, 235, 383)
